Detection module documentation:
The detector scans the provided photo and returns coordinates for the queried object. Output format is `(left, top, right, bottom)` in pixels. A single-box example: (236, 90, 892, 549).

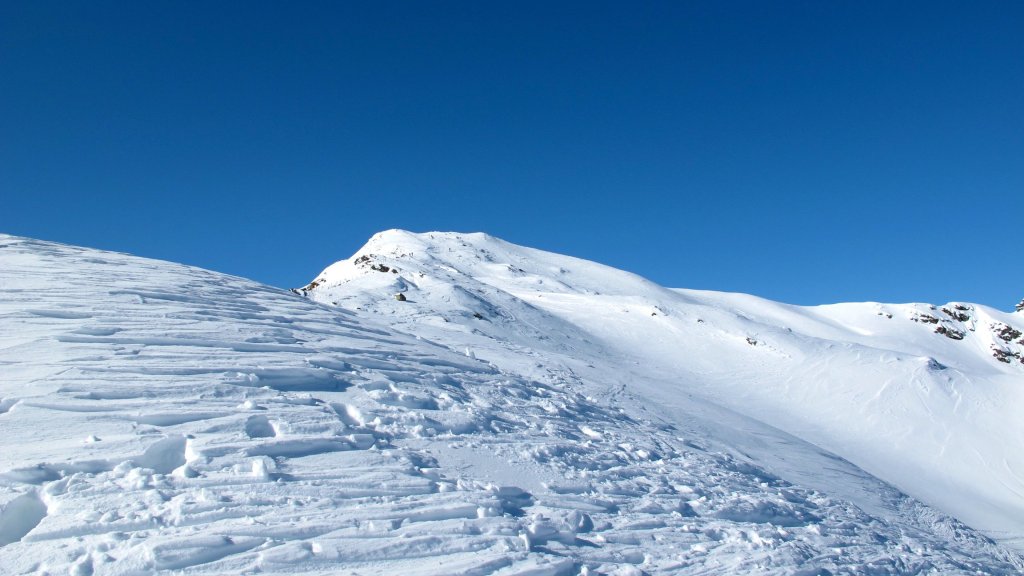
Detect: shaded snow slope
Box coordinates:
(304, 230, 1024, 552)
(1, 233, 1021, 575)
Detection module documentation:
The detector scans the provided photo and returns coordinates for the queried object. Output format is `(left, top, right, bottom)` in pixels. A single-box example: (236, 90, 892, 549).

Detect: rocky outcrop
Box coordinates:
(355, 254, 400, 274)
(992, 348, 1022, 364)
(941, 305, 971, 322)
(988, 321, 1024, 364)
(935, 325, 965, 340)
(913, 305, 1024, 362)
(291, 278, 322, 297)
(993, 323, 1023, 343)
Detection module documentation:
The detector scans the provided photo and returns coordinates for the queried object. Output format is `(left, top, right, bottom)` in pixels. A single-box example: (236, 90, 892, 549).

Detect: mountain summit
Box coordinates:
(301, 230, 1024, 546)
(1, 232, 1022, 574)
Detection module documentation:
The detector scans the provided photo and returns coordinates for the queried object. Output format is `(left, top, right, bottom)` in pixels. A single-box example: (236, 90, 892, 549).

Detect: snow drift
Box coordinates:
(0, 231, 1021, 574)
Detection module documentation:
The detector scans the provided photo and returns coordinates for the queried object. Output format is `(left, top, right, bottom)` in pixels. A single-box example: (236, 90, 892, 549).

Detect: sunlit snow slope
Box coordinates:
(1, 233, 1021, 575)
(303, 230, 1024, 553)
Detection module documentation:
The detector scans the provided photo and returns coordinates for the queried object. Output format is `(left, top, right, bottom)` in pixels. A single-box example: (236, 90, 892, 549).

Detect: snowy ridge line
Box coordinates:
(304, 231, 1024, 554)
(0, 232, 1021, 574)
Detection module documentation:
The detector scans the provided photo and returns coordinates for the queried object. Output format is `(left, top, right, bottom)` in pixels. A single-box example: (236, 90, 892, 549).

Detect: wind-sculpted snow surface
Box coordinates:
(307, 231, 1024, 558)
(0, 234, 1021, 575)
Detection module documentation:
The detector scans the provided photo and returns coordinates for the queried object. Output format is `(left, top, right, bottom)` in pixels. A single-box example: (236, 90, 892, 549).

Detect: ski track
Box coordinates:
(0, 234, 1022, 575)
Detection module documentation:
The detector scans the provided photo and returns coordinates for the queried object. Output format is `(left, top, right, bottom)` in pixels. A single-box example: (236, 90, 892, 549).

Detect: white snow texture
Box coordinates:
(1, 230, 1022, 575)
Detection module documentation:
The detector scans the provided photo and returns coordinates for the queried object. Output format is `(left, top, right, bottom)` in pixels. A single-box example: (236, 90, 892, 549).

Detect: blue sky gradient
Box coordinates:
(2, 2, 1021, 307)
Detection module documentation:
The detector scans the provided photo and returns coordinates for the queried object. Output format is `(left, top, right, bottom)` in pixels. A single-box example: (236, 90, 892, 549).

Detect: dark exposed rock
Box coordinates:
(935, 326, 965, 340)
(746, 337, 758, 346)
(291, 279, 322, 297)
(992, 347, 1021, 364)
(394, 293, 407, 302)
(942, 307, 971, 322)
(993, 323, 1023, 343)
(1016, 299, 1024, 313)
(913, 314, 939, 324)
(354, 253, 398, 274)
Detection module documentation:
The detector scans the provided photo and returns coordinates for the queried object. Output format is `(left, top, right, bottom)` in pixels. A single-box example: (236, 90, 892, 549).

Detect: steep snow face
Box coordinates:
(306, 230, 1024, 550)
(2, 234, 1022, 575)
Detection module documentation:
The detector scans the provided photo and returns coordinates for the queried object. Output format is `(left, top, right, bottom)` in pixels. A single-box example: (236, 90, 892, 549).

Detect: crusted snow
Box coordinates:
(0, 232, 1022, 574)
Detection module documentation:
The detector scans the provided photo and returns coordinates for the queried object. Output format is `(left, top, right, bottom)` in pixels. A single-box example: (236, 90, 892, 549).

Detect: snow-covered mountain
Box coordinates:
(2, 232, 1023, 575)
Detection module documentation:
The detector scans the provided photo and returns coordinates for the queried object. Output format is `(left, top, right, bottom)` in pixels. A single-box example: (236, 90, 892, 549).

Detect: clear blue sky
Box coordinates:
(2, 2, 1021, 308)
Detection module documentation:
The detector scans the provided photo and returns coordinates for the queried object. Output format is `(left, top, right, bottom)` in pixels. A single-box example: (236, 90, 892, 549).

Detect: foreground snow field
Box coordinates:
(1, 232, 1022, 575)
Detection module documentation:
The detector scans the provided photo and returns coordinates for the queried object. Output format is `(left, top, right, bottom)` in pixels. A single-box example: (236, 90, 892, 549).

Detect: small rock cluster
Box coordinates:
(291, 278, 322, 297)
(994, 323, 1023, 343)
(927, 305, 971, 341)
(912, 304, 1024, 364)
(935, 325, 965, 340)
(991, 321, 1024, 365)
(992, 348, 1022, 364)
(354, 253, 400, 275)
(941, 304, 971, 322)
